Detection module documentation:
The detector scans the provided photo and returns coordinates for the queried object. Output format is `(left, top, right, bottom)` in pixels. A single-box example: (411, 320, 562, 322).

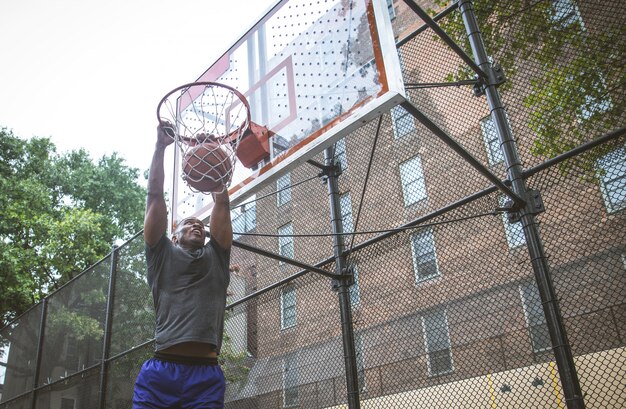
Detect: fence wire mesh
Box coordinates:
(1, 0, 624, 408)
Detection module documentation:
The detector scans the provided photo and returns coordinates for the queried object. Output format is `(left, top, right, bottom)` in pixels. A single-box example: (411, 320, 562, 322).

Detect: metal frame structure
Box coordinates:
(226, 1, 586, 407)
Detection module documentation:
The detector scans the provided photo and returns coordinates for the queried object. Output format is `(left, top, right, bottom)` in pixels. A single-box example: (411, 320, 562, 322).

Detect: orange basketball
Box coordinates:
(182, 141, 232, 193)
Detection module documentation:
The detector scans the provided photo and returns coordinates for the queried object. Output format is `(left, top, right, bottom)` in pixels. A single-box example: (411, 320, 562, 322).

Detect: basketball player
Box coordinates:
(132, 122, 232, 408)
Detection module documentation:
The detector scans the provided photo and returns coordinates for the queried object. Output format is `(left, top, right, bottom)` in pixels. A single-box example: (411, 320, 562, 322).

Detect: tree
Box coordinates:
(431, 0, 625, 176)
(1, 128, 252, 404)
(0, 127, 146, 327)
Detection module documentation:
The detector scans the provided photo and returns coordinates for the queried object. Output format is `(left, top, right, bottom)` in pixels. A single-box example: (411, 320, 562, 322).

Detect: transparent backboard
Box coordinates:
(171, 0, 405, 226)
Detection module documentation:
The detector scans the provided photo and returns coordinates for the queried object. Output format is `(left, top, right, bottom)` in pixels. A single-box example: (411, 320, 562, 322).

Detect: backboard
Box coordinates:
(170, 0, 405, 226)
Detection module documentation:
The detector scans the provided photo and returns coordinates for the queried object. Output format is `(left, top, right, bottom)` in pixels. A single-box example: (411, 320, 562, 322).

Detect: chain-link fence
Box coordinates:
(1, 0, 624, 408)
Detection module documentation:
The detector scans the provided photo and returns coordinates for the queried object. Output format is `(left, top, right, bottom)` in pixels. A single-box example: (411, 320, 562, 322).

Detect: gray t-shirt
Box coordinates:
(146, 234, 230, 353)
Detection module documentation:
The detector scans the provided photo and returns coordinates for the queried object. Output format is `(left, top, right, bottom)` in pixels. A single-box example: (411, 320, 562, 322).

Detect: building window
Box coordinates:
(283, 353, 299, 407)
(278, 223, 294, 262)
(410, 228, 439, 282)
(422, 309, 453, 376)
(349, 263, 361, 306)
(480, 116, 504, 165)
(60, 398, 75, 409)
(386, 0, 396, 20)
(550, 0, 584, 29)
(281, 284, 297, 330)
(500, 196, 526, 248)
(580, 90, 612, 121)
(391, 53, 415, 139)
(399, 155, 427, 206)
(597, 146, 626, 213)
(277, 173, 292, 206)
(231, 200, 256, 240)
(335, 138, 348, 171)
(550, 1, 612, 123)
(340, 192, 354, 235)
(64, 335, 79, 370)
(392, 105, 416, 139)
(574, 67, 613, 121)
(520, 282, 552, 353)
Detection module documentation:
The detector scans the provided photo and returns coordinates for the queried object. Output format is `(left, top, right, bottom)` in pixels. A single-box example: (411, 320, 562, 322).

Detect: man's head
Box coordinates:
(172, 217, 206, 250)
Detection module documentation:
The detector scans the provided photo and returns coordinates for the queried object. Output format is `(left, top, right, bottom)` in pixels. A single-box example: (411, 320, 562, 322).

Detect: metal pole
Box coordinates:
(323, 146, 361, 409)
(523, 126, 626, 178)
(400, 100, 524, 207)
(232, 240, 343, 279)
(457, 1, 585, 407)
(30, 298, 47, 409)
(396, 1, 459, 48)
(401, 0, 486, 79)
(99, 245, 119, 409)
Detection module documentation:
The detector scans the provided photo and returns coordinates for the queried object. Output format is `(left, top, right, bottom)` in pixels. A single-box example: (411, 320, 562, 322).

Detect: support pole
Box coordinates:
(457, 1, 585, 407)
(30, 298, 47, 409)
(323, 147, 361, 409)
(401, 0, 486, 79)
(232, 240, 343, 279)
(99, 245, 119, 409)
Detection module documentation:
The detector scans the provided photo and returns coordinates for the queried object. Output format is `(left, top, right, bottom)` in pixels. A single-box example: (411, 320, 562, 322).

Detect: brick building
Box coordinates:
(224, 0, 625, 408)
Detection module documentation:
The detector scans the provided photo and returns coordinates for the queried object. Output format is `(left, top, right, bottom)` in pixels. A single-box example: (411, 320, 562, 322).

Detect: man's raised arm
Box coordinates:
(144, 123, 174, 247)
(210, 190, 232, 250)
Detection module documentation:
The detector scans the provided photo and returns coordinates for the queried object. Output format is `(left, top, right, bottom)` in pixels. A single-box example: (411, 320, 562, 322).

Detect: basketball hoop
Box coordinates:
(157, 81, 251, 193)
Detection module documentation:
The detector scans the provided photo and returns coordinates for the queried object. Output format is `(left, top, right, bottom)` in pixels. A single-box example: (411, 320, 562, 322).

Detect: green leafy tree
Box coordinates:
(0, 127, 146, 327)
(432, 0, 625, 175)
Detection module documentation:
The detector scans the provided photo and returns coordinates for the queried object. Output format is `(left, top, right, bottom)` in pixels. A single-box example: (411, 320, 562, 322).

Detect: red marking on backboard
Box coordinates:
(198, 53, 231, 82)
(224, 56, 297, 135)
(177, 53, 231, 114)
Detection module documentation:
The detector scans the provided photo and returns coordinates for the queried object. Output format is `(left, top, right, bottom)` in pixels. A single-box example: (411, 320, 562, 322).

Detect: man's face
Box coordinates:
(173, 217, 206, 249)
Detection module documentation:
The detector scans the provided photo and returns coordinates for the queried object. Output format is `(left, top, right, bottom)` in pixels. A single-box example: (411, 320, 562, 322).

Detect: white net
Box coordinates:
(157, 82, 251, 193)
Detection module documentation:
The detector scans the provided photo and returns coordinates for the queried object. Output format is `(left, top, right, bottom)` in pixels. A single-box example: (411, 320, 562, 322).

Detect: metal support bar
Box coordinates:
(401, 0, 487, 79)
(501, 189, 545, 224)
(397, 1, 459, 48)
(349, 183, 502, 254)
(523, 126, 626, 178)
(232, 240, 342, 279)
(400, 100, 525, 208)
(405, 80, 480, 89)
(227, 269, 310, 310)
(306, 159, 326, 170)
(30, 298, 47, 409)
(323, 147, 361, 409)
(458, 1, 585, 407)
(99, 245, 119, 409)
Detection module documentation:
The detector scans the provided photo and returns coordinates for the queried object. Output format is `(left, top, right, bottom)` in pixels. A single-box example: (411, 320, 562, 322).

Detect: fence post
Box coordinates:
(29, 297, 47, 409)
(323, 146, 361, 408)
(99, 245, 119, 409)
(457, 1, 585, 407)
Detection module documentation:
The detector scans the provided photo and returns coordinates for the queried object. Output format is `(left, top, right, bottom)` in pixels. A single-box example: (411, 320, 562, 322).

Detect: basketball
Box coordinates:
(182, 141, 233, 193)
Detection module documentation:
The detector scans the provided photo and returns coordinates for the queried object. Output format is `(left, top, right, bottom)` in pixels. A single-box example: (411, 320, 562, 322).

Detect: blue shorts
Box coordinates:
(133, 353, 226, 409)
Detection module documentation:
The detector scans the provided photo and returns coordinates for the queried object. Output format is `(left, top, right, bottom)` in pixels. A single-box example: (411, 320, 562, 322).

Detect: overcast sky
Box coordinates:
(0, 0, 275, 175)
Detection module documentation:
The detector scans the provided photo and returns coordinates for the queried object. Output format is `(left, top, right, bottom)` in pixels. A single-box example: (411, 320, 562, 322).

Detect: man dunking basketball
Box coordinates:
(133, 122, 232, 409)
